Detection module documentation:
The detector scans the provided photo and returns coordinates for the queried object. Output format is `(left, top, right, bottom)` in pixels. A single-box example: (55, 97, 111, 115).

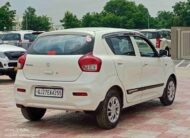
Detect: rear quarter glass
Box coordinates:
(28, 34, 94, 55)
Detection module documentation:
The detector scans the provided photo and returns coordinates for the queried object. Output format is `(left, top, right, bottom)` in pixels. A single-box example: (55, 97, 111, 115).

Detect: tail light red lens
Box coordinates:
(156, 38, 161, 48)
(78, 53, 102, 72)
(17, 54, 26, 70)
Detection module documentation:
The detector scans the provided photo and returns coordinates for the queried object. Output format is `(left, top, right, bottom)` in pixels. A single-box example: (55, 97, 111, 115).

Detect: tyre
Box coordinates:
(96, 89, 122, 129)
(160, 77, 176, 106)
(8, 72, 16, 80)
(21, 107, 46, 121)
(165, 47, 171, 57)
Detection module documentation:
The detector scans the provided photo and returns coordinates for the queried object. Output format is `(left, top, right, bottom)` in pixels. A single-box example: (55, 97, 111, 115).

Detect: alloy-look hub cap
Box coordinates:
(107, 97, 120, 123)
(167, 81, 176, 101)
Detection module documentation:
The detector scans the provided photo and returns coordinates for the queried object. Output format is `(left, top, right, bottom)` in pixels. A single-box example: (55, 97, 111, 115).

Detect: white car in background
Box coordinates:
(1, 31, 35, 50)
(140, 29, 171, 56)
(0, 44, 26, 80)
(14, 28, 177, 129)
(0, 31, 4, 40)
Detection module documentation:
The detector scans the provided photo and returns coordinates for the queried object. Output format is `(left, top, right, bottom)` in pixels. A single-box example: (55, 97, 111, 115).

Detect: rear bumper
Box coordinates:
(0, 68, 16, 75)
(14, 71, 107, 111)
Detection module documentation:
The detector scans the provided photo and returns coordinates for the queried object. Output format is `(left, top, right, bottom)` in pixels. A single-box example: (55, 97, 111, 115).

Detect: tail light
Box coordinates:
(17, 54, 26, 69)
(78, 53, 102, 72)
(156, 38, 161, 48)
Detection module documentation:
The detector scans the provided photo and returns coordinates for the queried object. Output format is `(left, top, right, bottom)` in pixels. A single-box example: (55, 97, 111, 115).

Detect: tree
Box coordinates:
(173, 0, 190, 26)
(0, 2, 16, 31)
(156, 11, 174, 28)
(103, 0, 150, 29)
(60, 11, 81, 29)
(82, 12, 102, 27)
(22, 7, 51, 31)
(101, 12, 122, 28)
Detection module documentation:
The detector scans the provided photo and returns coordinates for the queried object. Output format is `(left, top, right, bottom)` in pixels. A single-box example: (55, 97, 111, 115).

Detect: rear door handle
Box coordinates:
(117, 63, 124, 66)
(143, 63, 148, 67)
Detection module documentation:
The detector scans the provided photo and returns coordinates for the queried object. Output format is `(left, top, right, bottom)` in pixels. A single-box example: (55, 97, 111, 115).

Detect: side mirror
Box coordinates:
(159, 49, 168, 57)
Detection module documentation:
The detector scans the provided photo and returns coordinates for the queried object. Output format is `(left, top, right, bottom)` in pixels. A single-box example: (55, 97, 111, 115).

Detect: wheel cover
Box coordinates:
(167, 81, 176, 101)
(107, 96, 120, 123)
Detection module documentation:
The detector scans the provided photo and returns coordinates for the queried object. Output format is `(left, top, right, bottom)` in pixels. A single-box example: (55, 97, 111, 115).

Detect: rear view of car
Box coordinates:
(14, 28, 176, 129)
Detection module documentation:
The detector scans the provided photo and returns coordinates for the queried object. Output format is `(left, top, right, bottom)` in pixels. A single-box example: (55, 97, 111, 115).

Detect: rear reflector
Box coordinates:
(156, 38, 161, 48)
(48, 50, 57, 55)
(17, 88, 26, 93)
(73, 92, 88, 96)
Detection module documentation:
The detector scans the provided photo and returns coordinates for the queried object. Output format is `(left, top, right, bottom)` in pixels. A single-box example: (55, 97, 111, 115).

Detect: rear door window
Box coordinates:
(105, 36, 135, 56)
(2, 33, 21, 41)
(28, 35, 94, 55)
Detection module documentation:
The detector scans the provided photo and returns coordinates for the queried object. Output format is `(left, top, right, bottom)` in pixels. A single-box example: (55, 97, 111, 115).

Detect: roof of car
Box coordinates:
(40, 27, 142, 37)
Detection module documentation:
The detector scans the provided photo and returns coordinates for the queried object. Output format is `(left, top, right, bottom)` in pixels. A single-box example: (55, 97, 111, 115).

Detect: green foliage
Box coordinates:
(156, 11, 175, 28)
(82, 12, 102, 27)
(103, 0, 150, 29)
(0, 2, 16, 31)
(173, 0, 190, 26)
(22, 7, 51, 31)
(60, 11, 81, 29)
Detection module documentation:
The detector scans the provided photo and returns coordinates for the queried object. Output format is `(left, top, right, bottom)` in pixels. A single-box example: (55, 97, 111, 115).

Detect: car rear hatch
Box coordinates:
(23, 34, 94, 82)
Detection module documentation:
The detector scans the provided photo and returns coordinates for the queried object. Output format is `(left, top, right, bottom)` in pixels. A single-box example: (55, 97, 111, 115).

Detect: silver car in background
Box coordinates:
(1, 31, 35, 50)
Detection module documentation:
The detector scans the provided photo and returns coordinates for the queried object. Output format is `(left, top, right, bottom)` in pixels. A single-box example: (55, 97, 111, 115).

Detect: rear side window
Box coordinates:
(24, 33, 35, 41)
(105, 36, 135, 56)
(2, 33, 21, 41)
(28, 35, 94, 55)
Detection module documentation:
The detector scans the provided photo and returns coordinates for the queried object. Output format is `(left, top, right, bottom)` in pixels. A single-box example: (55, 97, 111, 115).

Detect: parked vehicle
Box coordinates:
(0, 44, 26, 80)
(14, 28, 177, 129)
(0, 32, 4, 40)
(140, 29, 171, 56)
(1, 31, 35, 50)
(31, 31, 45, 41)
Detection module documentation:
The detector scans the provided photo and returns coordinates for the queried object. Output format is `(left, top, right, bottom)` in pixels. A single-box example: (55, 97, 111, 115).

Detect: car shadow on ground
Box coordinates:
(0, 79, 14, 85)
(17, 99, 166, 136)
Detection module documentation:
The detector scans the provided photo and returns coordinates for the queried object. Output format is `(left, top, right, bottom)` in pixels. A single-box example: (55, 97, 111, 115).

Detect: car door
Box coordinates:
(132, 36, 165, 100)
(105, 35, 143, 103)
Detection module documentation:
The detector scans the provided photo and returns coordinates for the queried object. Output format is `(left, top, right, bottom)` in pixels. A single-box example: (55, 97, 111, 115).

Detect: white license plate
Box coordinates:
(35, 87, 63, 98)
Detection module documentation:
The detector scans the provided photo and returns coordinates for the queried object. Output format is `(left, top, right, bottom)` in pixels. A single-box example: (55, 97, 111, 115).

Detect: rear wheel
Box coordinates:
(165, 47, 171, 56)
(160, 77, 176, 106)
(96, 89, 121, 129)
(21, 107, 46, 121)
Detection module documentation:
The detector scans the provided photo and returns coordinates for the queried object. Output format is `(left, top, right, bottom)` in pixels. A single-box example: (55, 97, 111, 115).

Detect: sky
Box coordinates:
(0, 0, 186, 25)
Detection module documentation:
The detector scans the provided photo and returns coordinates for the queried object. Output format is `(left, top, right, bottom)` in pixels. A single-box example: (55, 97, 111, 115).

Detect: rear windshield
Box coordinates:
(2, 33, 21, 41)
(141, 32, 160, 39)
(28, 34, 94, 55)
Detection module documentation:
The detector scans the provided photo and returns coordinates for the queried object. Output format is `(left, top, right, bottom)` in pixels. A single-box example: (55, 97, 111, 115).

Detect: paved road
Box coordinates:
(0, 68, 190, 138)
(174, 60, 190, 68)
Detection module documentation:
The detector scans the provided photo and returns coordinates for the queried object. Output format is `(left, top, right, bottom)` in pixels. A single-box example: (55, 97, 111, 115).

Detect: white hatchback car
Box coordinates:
(14, 28, 177, 129)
